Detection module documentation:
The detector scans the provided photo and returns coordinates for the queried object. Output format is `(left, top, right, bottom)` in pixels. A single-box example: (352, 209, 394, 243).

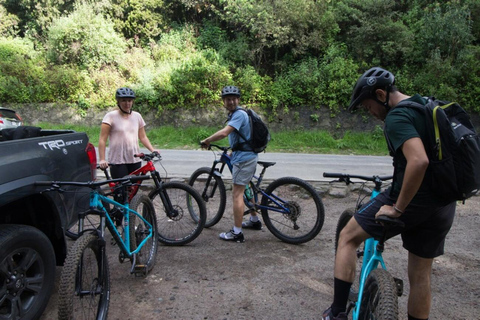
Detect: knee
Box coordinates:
(338, 223, 364, 250)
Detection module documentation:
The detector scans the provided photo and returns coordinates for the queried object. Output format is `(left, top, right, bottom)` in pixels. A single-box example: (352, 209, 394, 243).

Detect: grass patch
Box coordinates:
(36, 123, 389, 156)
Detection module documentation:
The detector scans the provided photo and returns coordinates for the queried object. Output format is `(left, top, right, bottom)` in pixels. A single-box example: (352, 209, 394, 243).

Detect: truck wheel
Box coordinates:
(0, 224, 56, 320)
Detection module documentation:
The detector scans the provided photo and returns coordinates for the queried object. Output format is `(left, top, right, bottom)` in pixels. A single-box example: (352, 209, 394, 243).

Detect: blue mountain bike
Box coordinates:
(189, 144, 325, 244)
(323, 172, 404, 320)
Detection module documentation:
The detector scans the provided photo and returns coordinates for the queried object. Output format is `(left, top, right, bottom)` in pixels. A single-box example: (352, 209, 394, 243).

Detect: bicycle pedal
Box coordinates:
(394, 277, 404, 296)
(132, 264, 148, 277)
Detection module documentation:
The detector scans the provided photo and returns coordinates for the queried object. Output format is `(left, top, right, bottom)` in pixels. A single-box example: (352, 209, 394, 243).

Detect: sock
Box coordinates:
(408, 315, 428, 320)
(233, 226, 242, 234)
(331, 277, 352, 315)
(250, 215, 259, 222)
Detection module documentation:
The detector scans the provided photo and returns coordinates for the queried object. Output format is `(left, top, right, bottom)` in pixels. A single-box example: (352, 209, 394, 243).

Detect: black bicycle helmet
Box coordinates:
(348, 67, 395, 111)
(115, 87, 136, 99)
(221, 86, 241, 98)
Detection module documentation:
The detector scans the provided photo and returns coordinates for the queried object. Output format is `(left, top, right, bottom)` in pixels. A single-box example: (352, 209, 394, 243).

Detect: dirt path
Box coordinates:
(41, 192, 480, 320)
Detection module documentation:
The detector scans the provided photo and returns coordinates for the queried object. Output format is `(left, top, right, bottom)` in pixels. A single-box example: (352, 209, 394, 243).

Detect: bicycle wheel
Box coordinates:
(129, 193, 158, 273)
(58, 233, 110, 320)
(335, 208, 355, 252)
(150, 181, 206, 245)
(359, 268, 399, 320)
(261, 177, 325, 244)
(188, 167, 226, 228)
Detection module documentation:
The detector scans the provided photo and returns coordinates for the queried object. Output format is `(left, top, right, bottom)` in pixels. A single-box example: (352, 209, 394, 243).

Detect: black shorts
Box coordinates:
(354, 191, 456, 258)
(109, 162, 142, 179)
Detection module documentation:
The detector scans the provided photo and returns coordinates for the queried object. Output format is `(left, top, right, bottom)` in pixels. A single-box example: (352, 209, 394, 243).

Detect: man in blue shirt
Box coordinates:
(201, 86, 260, 242)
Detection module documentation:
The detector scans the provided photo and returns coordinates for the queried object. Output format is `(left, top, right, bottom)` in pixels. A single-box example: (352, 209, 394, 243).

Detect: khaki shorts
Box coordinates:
(232, 157, 257, 185)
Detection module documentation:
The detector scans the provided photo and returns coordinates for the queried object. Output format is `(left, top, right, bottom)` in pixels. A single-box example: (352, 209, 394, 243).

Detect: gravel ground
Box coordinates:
(40, 188, 480, 320)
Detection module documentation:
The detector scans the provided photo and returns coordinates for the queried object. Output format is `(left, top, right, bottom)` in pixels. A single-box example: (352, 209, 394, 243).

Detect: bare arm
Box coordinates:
(98, 123, 111, 169)
(376, 137, 429, 218)
(138, 127, 160, 153)
(201, 125, 235, 147)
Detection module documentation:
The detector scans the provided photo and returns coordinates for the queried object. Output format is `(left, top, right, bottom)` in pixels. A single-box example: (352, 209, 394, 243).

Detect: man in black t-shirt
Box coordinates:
(322, 67, 456, 320)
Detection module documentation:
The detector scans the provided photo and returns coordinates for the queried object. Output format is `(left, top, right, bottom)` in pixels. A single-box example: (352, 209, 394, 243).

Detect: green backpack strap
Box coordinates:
(433, 102, 456, 160)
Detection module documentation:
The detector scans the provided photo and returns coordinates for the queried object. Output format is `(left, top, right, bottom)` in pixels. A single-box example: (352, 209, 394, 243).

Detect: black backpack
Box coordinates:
(395, 97, 480, 202)
(231, 108, 270, 153)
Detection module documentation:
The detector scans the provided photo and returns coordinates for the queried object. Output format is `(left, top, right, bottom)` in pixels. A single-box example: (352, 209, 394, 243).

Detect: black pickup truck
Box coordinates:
(0, 126, 97, 319)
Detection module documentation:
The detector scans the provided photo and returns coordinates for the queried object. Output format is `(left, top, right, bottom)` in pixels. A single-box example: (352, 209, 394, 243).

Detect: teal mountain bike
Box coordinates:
(323, 172, 404, 320)
(36, 175, 157, 320)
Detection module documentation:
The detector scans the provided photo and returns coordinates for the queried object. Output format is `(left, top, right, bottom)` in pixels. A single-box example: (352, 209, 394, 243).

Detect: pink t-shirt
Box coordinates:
(102, 110, 146, 164)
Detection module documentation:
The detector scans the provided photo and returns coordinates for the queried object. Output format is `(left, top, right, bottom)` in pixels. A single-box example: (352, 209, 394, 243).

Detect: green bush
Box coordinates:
(0, 5, 20, 37)
(155, 49, 232, 109)
(46, 2, 126, 69)
(317, 45, 359, 114)
(152, 25, 197, 62)
(45, 65, 93, 103)
(234, 65, 274, 111)
(87, 66, 126, 109)
(0, 37, 49, 102)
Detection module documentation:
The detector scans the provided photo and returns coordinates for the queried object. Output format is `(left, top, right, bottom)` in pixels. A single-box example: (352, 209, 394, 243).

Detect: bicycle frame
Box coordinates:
(204, 145, 292, 215)
(352, 185, 385, 319)
(323, 172, 396, 319)
(83, 191, 153, 258)
(39, 177, 154, 260)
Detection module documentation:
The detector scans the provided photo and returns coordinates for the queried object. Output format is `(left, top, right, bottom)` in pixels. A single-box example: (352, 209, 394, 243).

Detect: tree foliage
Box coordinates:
(0, 0, 479, 117)
(46, 2, 126, 69)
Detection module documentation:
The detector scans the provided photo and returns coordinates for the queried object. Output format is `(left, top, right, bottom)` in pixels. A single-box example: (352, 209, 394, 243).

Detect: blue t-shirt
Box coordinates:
(228, 107, 258, 164)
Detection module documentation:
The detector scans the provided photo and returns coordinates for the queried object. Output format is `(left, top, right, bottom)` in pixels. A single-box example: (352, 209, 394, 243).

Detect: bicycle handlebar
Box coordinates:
(134, 151, 161, 162)
(35, 175, 150, 189)
(200, 142, 230, 152)
(323, 172, 393, 183)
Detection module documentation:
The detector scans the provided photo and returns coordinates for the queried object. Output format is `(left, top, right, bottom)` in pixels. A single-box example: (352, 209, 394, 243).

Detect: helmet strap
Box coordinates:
(373, 86, 391, 112)
(118, 104, 132, 115)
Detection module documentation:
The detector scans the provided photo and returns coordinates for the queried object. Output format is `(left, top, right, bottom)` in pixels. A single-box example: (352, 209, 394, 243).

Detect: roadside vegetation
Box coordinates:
(1, 0, 480, 119)
(38, 122, 388, 156)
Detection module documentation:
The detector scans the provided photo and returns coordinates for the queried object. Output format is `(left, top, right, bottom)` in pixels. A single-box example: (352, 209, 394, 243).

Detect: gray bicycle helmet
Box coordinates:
(348, 67, 395, 111)
(115, 87, 136, 99)
(221, 86, 241, 98)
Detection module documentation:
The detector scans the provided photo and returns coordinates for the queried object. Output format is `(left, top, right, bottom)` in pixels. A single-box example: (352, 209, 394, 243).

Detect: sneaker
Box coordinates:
(321, 307, 347, 320)
(219, 230, 245, 243)
(242, 219, 262, 230)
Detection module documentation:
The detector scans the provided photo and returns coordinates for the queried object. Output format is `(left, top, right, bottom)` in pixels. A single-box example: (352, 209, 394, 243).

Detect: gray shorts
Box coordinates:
(232, 157, 257, 185)
(354, 191, 456, 258)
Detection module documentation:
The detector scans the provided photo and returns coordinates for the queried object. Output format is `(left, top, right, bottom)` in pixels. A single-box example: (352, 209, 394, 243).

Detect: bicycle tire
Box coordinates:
(335, 208, 355, 252)
(188, 167, 226, 228)
(58, 233, 110, 320)
(150, 181, 206, 245)
(261, 177, 325, 244)
(129, 193, 158, 272)
(359, 268, 399, 320)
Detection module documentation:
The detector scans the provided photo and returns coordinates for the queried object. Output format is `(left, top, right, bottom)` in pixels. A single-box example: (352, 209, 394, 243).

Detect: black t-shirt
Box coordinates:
(385, 94, 445, 205)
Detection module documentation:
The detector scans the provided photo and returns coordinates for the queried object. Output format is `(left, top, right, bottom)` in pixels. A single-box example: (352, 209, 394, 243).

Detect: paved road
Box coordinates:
(99, 148, 393, 181)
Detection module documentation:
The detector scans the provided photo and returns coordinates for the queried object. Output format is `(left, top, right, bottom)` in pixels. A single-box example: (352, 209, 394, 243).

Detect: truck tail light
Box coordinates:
(85, 142, 97, 180)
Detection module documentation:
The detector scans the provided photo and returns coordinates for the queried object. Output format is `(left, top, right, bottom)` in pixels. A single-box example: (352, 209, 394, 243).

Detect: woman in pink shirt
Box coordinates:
(98, 87, 159, 178)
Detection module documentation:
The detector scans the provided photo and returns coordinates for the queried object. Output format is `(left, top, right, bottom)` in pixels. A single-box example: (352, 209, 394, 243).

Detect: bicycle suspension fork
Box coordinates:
(202, 161, 226, 201)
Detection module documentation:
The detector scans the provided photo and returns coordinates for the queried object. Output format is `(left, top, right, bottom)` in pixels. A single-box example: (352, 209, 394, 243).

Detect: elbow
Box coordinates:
(418, 155, 429, 172)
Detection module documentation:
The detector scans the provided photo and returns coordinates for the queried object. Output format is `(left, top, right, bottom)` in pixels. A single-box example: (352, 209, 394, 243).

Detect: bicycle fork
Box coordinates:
(202, 163, 226, 202)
